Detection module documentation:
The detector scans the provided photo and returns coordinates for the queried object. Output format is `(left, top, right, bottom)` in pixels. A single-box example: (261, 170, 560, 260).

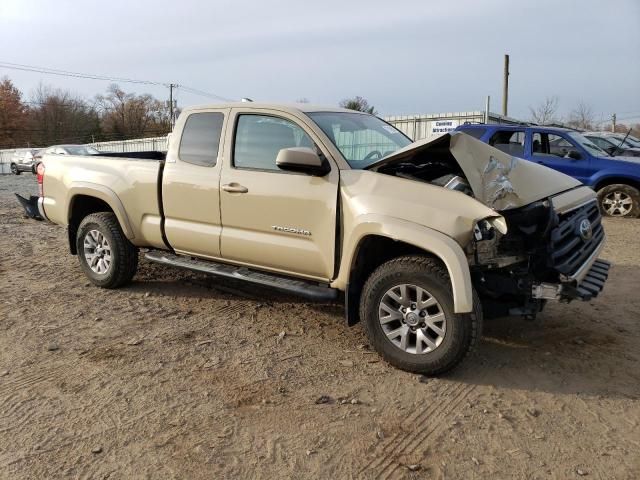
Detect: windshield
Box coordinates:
(308, 112, 412, 168)
(64, 146, 100, 155)
(566, 132, 610, 156)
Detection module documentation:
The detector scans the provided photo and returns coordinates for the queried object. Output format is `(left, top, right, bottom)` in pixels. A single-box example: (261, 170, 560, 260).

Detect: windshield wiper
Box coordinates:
(614, 129, 632, 153)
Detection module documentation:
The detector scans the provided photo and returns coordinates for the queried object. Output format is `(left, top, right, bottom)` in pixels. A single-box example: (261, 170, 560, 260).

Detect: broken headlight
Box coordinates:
(473, 216, 507, 241)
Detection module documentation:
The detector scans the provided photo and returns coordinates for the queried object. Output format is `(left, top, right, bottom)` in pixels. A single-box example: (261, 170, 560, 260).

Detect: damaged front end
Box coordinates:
(468, 195, 610, 319)
(367, 132, 610, 319)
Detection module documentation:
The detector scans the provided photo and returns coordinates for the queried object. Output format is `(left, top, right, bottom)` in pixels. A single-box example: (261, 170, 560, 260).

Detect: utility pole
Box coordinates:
(485, 95, 491, 124)
(169, 83, 176, 130)
(502, 54, 509, 117)
(611, 113, 616, 133)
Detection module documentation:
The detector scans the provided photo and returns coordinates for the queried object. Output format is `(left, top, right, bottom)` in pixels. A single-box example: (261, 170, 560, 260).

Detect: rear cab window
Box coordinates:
(179, 112, 225, 167)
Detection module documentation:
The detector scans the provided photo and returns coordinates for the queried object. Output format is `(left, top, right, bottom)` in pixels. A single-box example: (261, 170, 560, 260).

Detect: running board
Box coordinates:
(144, 251, 338, 301)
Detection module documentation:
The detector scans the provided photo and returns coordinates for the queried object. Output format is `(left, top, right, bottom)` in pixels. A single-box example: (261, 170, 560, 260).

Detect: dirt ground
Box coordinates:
(0, 173, 639, 480)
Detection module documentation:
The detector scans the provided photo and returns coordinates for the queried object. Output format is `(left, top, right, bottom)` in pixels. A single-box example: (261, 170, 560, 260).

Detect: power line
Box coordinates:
(0, 61, 167, 86)
(178, 85, 232, 102)
(0, 60, 234, 102)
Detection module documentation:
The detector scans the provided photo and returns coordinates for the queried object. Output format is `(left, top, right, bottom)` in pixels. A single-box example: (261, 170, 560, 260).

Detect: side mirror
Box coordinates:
(276, 147, 330, 176)
(567, 150, 582, 160)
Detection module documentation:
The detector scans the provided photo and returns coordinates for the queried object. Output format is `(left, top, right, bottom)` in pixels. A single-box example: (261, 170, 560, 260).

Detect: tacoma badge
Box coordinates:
(272, 225, 312, 236)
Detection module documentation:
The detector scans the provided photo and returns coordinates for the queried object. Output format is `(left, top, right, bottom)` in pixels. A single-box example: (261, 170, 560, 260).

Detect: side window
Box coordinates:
(532, 133, 577, 158)
(179, 112, 224, 167)
(548, 134, 576, 158)
(488, 130, 525, 156)
(532, 133, 544, 154)
(234, 115, 314, 171)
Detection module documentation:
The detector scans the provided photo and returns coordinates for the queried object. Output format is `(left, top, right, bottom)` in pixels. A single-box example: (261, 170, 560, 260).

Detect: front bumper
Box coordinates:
(566, 259, 611, 300)
(532, 251, 611, 302)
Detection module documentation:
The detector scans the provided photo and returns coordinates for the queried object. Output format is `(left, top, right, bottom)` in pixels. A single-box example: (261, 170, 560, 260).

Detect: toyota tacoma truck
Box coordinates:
(35, 103, 610, 375)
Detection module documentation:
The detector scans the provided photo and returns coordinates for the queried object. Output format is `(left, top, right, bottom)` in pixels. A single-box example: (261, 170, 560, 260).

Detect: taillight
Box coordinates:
(37, 162, 45, 197)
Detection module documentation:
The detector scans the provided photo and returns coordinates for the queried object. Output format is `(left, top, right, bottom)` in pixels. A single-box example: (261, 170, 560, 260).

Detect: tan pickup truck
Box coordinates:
(36, 102, 610, 374)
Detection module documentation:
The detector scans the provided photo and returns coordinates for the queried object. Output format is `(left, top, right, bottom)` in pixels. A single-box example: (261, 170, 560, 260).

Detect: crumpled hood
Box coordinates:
(366, 132, 582, 211)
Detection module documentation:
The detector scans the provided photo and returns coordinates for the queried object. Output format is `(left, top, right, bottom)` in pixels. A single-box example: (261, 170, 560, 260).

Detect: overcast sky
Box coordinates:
(1, 0, 639, 124)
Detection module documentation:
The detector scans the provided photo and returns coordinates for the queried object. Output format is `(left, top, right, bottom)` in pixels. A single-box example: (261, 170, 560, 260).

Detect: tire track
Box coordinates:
(381, 385, 477, 479)
(376, 383, 476, 478)
(360, 380, 464, 474)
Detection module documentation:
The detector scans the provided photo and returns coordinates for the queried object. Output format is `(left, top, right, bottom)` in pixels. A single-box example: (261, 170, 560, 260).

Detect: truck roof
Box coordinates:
(181, 102, 366, 115)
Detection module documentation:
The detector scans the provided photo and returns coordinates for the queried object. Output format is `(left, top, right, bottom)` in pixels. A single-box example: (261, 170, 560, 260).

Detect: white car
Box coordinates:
(10, 149, 39, 175)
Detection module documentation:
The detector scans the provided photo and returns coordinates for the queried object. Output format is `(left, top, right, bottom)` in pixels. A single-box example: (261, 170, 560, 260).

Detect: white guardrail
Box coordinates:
(0, 136, 168, 175)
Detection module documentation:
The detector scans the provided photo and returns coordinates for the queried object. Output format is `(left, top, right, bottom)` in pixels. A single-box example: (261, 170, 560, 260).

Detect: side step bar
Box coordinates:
(144, 251, 338, 301)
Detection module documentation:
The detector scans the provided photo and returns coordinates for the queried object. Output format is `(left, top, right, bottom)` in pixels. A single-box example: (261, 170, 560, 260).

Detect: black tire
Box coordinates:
(10, 164, 20, 175)
(76, 212, 138, 288)
(360, 255, 482, 376)
(597, 184, 640, 218)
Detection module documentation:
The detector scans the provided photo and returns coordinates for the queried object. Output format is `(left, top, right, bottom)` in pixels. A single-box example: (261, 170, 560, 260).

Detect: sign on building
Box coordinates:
(430, 120, 459, 135)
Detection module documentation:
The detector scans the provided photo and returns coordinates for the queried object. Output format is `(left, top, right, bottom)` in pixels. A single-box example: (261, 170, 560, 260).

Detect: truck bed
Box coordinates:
(40, 152, 167, 249)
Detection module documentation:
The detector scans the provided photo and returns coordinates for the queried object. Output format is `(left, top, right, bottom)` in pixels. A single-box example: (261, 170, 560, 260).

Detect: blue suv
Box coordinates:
(455, 124, 640, 217)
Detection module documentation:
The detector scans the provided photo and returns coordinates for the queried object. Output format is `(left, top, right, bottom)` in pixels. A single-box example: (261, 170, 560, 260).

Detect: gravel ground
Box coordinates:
(1, 173, 639, 479)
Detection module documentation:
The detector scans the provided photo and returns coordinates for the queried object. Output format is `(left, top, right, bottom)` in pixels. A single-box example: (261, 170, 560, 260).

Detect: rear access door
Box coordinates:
(162, 108, 229, 258)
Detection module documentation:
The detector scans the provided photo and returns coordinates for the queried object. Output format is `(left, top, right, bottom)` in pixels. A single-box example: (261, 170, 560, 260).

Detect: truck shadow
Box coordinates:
(130, 260, 640, 400)
(447, 263, 640, 399)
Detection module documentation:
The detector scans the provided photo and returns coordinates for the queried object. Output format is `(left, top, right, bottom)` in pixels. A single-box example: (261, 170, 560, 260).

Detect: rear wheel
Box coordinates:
(360, 255, 482, 375)
(76, 212, 138, 288)
(597, 184, 640, 218)
(10, 164, 20, 175)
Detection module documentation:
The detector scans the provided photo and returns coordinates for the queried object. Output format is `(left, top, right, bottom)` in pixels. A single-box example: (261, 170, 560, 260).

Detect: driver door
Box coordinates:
(219, 109, 339, 281)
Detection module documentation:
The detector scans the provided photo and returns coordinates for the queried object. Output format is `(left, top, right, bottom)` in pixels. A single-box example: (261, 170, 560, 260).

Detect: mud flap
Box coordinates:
(15, 194, 43, 220)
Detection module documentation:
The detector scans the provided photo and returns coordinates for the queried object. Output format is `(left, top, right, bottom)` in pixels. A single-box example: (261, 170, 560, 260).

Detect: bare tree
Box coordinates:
(96, 84, 170, 139)
(339, 96, 376, 115)
(529, 96, 559, 125)
(566, 102, 596, 131)
(295, 97, 310, 104)
(27, 83, 101, 147)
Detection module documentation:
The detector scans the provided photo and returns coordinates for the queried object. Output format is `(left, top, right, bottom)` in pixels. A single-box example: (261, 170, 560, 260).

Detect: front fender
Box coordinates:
(332, 214, 474, 313)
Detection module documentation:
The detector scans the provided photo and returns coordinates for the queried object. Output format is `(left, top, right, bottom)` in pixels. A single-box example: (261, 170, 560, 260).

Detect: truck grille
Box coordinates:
(549, 200, 604, 276)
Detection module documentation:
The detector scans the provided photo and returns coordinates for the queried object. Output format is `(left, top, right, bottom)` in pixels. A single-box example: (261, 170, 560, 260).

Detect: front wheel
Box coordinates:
(76, 212, 138, 288)
(10, 164, 20, 175)
(597, 184, 640, 218)
(360, 255, 482, 376)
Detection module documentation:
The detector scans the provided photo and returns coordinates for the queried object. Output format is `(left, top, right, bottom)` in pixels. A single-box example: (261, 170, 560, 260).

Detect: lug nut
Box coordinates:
(420, 311, 426, 317)
(411, 303, 417, 309)
(401, 307, 406, 313)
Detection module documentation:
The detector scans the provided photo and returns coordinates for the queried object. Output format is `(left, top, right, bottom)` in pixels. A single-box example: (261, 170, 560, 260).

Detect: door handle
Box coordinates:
(222, 183, 248, 193)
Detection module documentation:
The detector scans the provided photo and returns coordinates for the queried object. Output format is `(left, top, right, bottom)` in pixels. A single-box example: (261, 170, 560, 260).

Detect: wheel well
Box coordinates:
(68, 195, 114, 254)
(594, 177, 640, 193)
(344, 235, 444, 326)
